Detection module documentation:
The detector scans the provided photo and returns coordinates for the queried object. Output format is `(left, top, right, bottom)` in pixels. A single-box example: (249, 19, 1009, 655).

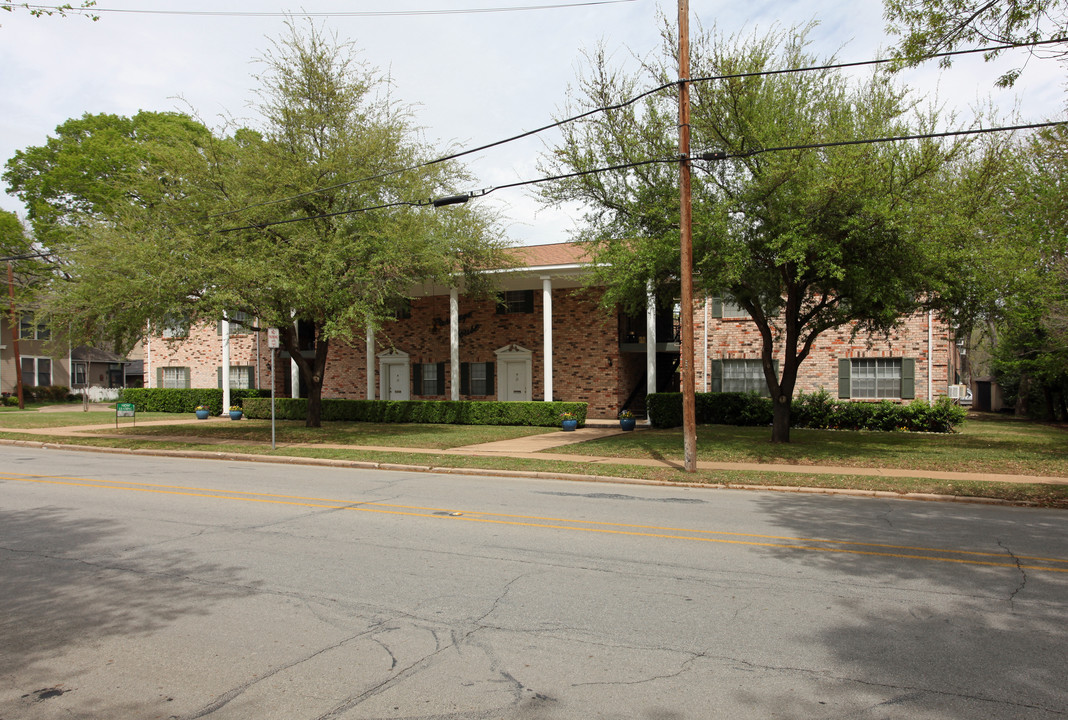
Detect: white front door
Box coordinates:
(386, 363, 409, 401)
(502, 360, 531, 402)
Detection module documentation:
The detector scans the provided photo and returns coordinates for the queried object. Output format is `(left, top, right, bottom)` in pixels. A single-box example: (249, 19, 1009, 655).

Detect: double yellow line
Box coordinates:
(4, 471, 1067, 574)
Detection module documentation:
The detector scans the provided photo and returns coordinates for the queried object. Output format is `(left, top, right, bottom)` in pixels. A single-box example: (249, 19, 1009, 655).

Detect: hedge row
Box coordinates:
(648, 389, 967, 433)
(117, 388, 270, 415)
(242, 398, 588, 426)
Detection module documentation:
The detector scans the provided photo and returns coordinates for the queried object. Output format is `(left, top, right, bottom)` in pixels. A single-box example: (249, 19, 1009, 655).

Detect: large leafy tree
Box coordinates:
(883, 0, 1068, 86)
(4, 22, 505, 426)
(985, 125, 1068, 418)
(541, 24, 979, 443)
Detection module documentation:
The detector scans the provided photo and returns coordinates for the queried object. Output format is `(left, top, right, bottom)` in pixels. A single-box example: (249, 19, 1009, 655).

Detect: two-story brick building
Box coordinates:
(145, 242, 962, 418)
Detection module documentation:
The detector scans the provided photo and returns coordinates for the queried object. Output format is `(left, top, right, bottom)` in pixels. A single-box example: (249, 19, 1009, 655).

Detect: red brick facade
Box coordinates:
(145, 243, 959, 417)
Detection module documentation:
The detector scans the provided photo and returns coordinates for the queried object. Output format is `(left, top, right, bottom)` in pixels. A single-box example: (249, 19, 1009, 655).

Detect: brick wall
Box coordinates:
(692, 297, 956, 401)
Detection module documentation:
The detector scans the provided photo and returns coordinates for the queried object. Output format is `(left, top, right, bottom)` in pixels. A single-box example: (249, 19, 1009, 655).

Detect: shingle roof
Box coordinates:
(510, 242, 591, 268)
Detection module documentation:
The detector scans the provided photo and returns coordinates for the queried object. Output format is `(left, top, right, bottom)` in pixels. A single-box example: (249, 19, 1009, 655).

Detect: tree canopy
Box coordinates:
(541, 23, 985, 442)
(883, 0, 1068, 86)
(4, 21, 505, 425)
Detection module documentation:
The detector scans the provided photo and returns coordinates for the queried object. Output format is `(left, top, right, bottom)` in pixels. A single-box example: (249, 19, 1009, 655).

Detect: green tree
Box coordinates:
(883, 0, 1068, 86)
(987, 126, 1068, 418)
(541, 24, 978, 443)
(4, 21, 505, 426)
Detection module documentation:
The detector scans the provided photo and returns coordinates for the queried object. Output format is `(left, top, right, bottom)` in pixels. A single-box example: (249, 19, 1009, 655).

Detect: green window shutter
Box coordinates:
(156, 367, 163, 389)
(711, 297, 723, 318)
(460, 363, 470, 395)
(838, 359, 851, 399)
(183, 368, 192, 389)
(485, 362, 495, 396)
(709, 360, 723, 393)
(437, 362, 446, 395)
(217, 367, 223, 389)
(217, 321, 223, 336)
(900, 358, 916, 399)
(412, 363, 422, 395)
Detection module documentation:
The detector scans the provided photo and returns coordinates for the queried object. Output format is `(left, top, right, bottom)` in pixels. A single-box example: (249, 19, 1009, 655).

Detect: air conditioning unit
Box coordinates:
(948, 385, 963, 399)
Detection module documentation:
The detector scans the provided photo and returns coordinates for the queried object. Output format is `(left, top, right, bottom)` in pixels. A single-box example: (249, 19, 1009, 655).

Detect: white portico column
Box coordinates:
(366, 324, 375, 400)
(221, 319, 231, 413)
(646, 282, 657, 399)
(542, 276, 553, 402)
(290, 314, 300, 398)
(450, 288, 460, 401)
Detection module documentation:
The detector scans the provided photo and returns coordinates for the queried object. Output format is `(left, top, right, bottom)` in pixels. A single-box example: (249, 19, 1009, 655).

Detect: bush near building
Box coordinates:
(243, 398, 587, 427)
(649, 390, 967, 433)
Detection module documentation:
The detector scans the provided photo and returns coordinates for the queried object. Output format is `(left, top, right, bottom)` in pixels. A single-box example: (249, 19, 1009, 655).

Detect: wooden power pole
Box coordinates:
(678, 0, 697, 472)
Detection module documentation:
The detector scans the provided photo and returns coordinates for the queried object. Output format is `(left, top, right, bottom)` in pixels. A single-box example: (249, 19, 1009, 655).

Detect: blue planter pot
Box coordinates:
(195, 409, 210, 420)
(619, 417, 636, 431)
(561, 419, 578, 432)
(229, 410, 243, 421)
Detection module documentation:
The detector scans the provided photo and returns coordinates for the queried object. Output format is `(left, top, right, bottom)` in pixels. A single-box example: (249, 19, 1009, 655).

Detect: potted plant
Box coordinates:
(618, 409, 636, 431)
(228, 405, 243, 421)
(195, 405, 211, 420)
(560, 411, 579, 432)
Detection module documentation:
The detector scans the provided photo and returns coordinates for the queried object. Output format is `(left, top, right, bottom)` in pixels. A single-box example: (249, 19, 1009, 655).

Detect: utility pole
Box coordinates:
(678, 0, 697, 472)
(7, 261, 25, 410)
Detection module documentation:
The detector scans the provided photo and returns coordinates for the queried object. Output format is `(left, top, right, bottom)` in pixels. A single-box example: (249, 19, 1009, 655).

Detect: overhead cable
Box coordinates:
(211, 37, 1066, 221)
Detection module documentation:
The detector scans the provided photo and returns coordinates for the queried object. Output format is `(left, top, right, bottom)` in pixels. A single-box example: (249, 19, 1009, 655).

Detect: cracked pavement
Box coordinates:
(1, 447, 1066, 719)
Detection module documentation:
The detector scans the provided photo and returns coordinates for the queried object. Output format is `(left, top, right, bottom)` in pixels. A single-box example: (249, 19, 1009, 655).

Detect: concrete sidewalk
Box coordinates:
(1, 415, 1066, 487)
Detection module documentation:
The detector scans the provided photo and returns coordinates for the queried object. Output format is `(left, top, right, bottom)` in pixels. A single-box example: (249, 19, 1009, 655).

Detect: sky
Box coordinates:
(1, 0, 1064, 247)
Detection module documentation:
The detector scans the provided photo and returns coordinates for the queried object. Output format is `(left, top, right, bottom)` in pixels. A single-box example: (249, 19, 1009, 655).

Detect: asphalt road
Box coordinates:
(1, 446, 1066, 720)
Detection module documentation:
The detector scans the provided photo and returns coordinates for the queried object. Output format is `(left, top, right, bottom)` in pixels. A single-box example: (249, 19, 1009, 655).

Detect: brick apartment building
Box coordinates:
(145, 242, 962, 418)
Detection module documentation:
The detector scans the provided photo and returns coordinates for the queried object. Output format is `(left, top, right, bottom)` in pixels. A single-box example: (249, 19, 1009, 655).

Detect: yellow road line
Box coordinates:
(4, 471, 1067, 573)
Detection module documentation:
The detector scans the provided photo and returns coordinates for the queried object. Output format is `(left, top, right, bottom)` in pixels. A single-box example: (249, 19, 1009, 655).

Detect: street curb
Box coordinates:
(0, 437, 1034, 507)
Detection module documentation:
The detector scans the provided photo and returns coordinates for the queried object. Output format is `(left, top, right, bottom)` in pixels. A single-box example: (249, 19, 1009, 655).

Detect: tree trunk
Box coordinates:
(303, 335, 330, 429)
(771, 394, 791, 443)
(1015, 374, 1030, 417)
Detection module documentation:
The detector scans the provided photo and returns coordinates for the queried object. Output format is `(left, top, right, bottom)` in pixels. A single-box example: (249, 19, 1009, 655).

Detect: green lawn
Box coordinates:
(0, 410, 178, 428)
(553, 414, 1068, 478)
(24, 417, 557, 449)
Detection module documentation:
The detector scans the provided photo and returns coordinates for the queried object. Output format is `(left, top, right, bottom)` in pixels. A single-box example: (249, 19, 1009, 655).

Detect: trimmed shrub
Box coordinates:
(242, 398, 587, 427)
(651, 388, 966, 433)
(118, 388, 270, 415)
(650, 392, 772, 428)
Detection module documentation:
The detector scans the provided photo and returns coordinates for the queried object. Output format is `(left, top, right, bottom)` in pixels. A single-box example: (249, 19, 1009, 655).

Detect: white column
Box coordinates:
(702, 296, 709, 392)
(221, 319, 231, 413)
(290, 315, 300, 398)
(542, 276, 553, 402)
(928, 310, 934, 401)
(450, 288, 460, 401)
(646, 283, 657, 399)
(366, 324, 375, 400)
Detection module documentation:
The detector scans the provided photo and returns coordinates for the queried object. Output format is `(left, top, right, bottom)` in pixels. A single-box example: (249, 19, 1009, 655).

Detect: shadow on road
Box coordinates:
(0, 505, 255, 677)
(739, 493, 1068, 717)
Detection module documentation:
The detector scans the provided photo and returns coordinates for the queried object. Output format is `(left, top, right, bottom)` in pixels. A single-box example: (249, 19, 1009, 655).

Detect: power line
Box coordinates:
(18, 1, 637, 18)
(215, 119, 1066, 233)
(211, 37, 1065, 221)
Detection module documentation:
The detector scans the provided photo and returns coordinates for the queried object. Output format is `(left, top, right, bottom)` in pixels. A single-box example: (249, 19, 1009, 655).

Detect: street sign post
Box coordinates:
(267, 328, 279, 449)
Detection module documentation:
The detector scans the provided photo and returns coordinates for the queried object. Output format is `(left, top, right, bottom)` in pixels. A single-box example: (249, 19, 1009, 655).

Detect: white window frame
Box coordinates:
(162, 367, 188, 389)
(21, 356, 52, 387)
(19, 312, 50, 340)
(722, 359, 768, 395)
(851, 359, 902, 399)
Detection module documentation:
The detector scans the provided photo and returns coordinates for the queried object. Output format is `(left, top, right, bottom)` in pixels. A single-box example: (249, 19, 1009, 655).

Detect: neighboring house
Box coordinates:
(145, 242, 963, 418)
(0, 310, 68, 396)
(1, 310, 140, 397)
(69, 345, 137, 391)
